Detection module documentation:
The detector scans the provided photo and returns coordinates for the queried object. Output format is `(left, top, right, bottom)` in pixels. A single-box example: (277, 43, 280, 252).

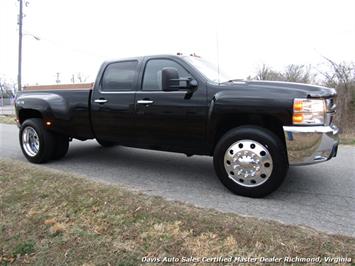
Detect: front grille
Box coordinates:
(326, 98, 336, 113)
(325, 97, 336, 125)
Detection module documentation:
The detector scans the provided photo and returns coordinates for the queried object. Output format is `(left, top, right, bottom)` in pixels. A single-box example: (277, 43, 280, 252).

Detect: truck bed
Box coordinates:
(17, 87, 94, 140)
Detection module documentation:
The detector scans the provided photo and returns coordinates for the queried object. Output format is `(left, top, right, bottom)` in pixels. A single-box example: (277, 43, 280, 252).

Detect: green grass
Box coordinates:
(340, 132, 355, 145)
(0, 115, 16, 125)
(12, 241, 35, 256)
(0, 159, 354, 265)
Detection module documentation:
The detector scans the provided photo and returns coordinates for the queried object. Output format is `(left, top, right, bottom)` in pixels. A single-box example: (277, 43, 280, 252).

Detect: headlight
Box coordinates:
(293, 98, 325, 125)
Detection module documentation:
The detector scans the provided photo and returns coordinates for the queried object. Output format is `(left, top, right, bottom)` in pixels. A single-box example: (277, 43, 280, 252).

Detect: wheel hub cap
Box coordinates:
(224, 140, 273, 187)
(22, 126, 40, 157)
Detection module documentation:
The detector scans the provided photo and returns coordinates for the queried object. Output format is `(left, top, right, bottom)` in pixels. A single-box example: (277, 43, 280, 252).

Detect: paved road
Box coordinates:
(1, 124, 354, 237)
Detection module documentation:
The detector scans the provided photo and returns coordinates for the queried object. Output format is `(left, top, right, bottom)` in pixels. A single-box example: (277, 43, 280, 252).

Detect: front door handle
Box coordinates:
(94, 99, 108, 104)
(137, 99, 154, 105)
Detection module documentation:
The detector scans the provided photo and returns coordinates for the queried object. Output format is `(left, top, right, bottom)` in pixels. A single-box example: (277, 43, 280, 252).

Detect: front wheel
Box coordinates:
(213, 126, 288, 198)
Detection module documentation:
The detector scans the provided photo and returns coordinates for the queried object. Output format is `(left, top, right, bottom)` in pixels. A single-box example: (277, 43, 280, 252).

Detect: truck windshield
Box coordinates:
(183, 56, 233, 83)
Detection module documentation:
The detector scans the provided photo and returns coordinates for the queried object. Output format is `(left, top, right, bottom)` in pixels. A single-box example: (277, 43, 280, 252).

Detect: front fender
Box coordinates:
(206, 90, 292, 148)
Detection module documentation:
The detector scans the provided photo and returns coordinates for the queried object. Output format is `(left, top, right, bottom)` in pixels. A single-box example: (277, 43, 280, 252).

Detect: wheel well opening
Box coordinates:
(18, 109, 42, 124)
(214, 114, 286, 150)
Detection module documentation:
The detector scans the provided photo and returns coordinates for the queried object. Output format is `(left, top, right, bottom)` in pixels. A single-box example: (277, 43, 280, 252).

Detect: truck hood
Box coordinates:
(242, 80, 336, 98)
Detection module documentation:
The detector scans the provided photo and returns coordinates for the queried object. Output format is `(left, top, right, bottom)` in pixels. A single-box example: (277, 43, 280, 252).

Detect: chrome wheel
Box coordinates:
(22, 126, 40, 157)
(224, 139, 273, 187)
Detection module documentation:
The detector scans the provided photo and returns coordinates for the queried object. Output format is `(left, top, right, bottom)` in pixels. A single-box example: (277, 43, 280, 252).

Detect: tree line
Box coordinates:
(250, 59, 354, 133)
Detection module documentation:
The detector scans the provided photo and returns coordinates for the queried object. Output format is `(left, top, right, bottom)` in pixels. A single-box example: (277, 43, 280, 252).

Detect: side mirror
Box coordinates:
(161, 67, 198, 92)
(161, 67, 179, 91)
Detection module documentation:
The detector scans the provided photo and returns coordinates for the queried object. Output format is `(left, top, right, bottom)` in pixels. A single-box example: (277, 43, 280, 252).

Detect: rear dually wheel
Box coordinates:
(19, 118, 55, 163)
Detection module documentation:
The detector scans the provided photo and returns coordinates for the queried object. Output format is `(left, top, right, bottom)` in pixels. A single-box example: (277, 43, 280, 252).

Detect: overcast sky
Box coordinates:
(1, 0, 354, 86)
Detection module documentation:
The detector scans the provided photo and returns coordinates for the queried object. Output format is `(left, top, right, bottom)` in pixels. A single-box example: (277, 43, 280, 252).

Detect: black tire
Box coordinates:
(19, 118, 55, 164)
(213, 126, 288, 198)
(96, 139, 116, 147)
(52, 134, 69, 160)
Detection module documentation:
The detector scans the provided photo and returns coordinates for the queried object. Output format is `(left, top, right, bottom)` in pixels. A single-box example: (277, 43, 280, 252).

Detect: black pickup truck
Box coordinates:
(15, 54, 339, 197)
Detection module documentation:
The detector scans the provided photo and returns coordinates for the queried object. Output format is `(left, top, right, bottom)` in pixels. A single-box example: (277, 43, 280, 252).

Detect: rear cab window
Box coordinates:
(101, 61, 138, 92)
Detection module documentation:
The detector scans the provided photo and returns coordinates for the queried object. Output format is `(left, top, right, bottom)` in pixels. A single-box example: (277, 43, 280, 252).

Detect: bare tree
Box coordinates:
(254, 64, 315, 83)
(0, 78, 15, 98)
(76, 73, 89, 83)
(283, 64, 315, 84)
(320, 58, 355, 131)
(254, 64, 284, 81)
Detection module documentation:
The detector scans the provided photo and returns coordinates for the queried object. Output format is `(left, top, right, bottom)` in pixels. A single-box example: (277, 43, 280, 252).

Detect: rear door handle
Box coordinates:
(94, 99, 108, 104)
(137, 100, 154, 105)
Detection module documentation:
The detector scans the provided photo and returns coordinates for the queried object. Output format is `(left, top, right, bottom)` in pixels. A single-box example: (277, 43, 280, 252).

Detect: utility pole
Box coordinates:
(17, 0, 23, 91)
(56, 72, 61, 84)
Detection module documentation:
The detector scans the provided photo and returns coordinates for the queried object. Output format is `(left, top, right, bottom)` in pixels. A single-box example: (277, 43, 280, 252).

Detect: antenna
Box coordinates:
(216, 31, 220, 84)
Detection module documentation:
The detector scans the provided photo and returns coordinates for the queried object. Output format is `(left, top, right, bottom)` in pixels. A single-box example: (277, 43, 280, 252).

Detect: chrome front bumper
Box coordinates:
(283, 125, 339, 165)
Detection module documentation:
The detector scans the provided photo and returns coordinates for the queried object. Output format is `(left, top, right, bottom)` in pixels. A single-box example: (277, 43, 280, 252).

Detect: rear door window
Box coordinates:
(101, 61, 138, 91)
